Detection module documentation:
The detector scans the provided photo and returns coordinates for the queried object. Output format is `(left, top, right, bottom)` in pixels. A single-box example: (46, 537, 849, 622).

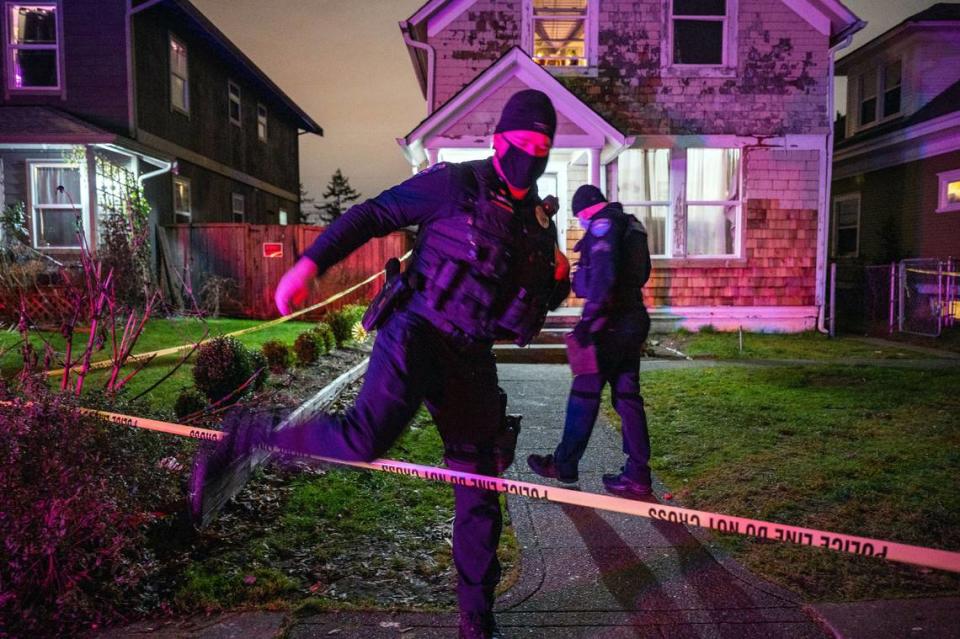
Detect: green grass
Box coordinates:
(664, 329, 935, 360)
(609, 364, 960, 601)
(173, 409, 520, 612)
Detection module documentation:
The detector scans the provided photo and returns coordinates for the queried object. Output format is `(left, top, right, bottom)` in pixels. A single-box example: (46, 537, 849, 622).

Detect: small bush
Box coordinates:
(293, 331, 323, 366)
(174, 388, 207, 419)
(193, 336, 253, 402)
(312, 322, 336, 353)
(261, 340, 292, 373)
(328, 304, 367, 347)
(248, 348, 269, 390)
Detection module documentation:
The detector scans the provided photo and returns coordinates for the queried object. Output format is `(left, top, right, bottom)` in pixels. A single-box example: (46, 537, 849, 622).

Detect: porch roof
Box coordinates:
(398, 47, 626, 166)
(0, 107, 116, 144)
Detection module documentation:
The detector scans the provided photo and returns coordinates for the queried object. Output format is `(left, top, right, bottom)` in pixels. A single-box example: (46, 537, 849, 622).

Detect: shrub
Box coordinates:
(248, 348, 269, 390)
(174, 388, 207, 419)
(293, 331, 323, 366)
(328, 304, 367, 347)
(193, 336, 253, 402)
(312, 322, 336, 353)
(261, 340, 292, 373)
(0, 385, 185, 636)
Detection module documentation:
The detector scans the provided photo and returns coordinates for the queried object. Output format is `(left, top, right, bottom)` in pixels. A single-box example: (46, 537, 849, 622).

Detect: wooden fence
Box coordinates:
(157, 224, 413, 320)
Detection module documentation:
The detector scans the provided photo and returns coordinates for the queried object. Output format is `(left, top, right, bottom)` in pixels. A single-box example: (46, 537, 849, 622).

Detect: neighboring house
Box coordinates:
(832, 3, 960, 266)
(0, 0, 321, 259)
(398, 0, 864, 331)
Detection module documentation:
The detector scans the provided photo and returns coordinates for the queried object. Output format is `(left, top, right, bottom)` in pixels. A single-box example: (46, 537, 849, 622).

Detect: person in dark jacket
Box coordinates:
(191, 90, 568, 639)
(527, 184, 655, 499)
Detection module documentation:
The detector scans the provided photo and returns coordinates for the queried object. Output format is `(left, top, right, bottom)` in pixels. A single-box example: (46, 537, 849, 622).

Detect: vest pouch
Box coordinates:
(425, 259, 465, 311)
(497, 287, 544, 346)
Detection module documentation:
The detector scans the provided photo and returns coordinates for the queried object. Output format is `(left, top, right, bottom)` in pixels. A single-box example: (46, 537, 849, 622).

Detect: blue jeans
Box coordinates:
(553, 311, 652, 484)
(269, 310, 504, 614)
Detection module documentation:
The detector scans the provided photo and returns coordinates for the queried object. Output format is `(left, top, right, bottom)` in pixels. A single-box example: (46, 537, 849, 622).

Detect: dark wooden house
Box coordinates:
(0, 0, 321, 257)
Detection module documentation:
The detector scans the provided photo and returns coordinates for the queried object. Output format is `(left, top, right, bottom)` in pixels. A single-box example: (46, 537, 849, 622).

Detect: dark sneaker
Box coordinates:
(458, 612, 503, 639)
(188, 410, 273, 523)
(602, 472, 653, 499)
(526, 453, 578, 483)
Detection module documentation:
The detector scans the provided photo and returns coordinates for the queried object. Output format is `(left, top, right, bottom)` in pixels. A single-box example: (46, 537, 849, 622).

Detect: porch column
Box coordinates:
(588, 148, 601, 187)
(426, 148, 439, 167)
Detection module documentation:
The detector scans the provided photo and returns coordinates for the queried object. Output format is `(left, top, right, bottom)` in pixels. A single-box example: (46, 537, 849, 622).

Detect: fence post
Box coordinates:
(889, 262, 896, 334)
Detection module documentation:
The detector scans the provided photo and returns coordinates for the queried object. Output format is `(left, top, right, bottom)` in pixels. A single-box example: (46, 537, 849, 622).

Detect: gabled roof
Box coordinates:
(837, 2, 960, 71)
(399, 47, 625, 165)
(133, 0, 322, 135)
(0, 107, 115, 144)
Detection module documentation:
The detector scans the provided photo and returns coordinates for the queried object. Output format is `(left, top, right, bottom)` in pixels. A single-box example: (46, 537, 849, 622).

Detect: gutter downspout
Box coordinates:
(817, 34, 854, 334)
(400, 21, 436, 116)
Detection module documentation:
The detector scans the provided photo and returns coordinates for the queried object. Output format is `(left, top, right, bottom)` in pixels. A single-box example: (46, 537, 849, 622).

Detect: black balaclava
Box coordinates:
(494, 90, 557, 190)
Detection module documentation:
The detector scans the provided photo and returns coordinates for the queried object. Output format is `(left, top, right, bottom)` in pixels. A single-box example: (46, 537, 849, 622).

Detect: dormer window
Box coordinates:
(523, 0, 596, 70)
(882, 60, 901, 119)
(7, 3, 61, 91)
(857, 59, 902, 129)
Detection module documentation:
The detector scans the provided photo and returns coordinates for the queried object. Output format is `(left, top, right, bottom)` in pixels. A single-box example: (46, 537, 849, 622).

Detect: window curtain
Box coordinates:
(618, 149, 669, 255)
(686, 148, 739, 256)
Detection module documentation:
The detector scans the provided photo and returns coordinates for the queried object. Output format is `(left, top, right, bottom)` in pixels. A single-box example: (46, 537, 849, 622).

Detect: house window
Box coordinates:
(173, 176, 191, 223)
(882, 60, 901, 119)
(832, 193, 860, 258)
(857, 72, 877, 127)
(6, 3, 61, 90)
(618, 147, 742, 258)
(28, 161, 84, 249)
(228, 81, 241, 126)
(169, 35, 189, 114)
(618, 149, 671, 256)
(278, 208, 288, 225)
(257, 103, 268, 142)
(671, 0, 729, 66)
(529, 0, 591, 68)
(231, 192, 245, 222)
(937, 169, 960, 214)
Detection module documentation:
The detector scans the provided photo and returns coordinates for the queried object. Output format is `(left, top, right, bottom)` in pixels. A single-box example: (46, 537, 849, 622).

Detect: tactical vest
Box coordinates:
(406, 160, 558, 346)
(573, 205, 651, 311)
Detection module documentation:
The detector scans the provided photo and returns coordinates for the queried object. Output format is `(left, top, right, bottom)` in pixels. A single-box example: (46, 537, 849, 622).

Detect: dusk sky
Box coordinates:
(192, 0, 947, 206)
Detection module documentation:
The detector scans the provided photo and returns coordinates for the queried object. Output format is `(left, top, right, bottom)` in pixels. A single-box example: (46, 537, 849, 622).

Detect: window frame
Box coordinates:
(173, 175, 191, 223)
(169, 33, 189, 116)
(228, 80, 242, 127)
(662, 0, 738, 76)
(936, 168, 960, 214)
(856, 58, 903, 131)
(831, 192, 861, 258)
(618, 146, 744, 260)
(5, 1, 64, 94)
(256, 102, 268, 142)
(25, 159, 87, 250)
(231, 192, 245, 223)
(521, 0, 599, 74)
(618, 148, 672, 259)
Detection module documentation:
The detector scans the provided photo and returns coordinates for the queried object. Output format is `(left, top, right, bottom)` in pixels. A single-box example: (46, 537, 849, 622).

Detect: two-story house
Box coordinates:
(397, 0, 863, 331)
(832, 3, 960, 267)
(0, 0, 321, 259)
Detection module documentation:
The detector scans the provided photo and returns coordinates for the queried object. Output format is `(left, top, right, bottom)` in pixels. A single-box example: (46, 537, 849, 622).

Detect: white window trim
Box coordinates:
(26, 159, 88, 250)
(661, 0, 739, 77)
(856, 58, 902, 132)
(231, 192, 245, 222)
(228, 80, 242, 127)
(256, 102, 268, 142)
(831, 192, 861, 258)
(173, 175, 191, 222)
(278, 208, 288, 226)
(169, 33, 189, 116)
(521, 0, 599, 74)
(936, 168, 960, 214)
(5, 1, 65, 94)
(619, 146, 744, 260)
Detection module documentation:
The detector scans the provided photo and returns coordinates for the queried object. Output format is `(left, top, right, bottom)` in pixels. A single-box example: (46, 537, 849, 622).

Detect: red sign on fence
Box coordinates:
(262, 242, 284, 258)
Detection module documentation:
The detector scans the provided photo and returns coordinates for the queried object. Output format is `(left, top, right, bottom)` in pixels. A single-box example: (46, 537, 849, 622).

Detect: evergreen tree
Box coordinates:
(314, 169, 360, 225)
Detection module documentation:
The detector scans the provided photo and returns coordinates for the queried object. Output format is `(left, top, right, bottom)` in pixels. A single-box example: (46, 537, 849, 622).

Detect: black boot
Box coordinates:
(458, 611, 503, 639)
(526, 453, 578, 483)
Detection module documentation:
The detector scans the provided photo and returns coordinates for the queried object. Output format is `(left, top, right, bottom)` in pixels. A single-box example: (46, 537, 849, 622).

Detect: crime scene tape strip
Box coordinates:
(69, 406, 960, 575)
(904, 267, 960, 277)
(45, 250, 413, 377)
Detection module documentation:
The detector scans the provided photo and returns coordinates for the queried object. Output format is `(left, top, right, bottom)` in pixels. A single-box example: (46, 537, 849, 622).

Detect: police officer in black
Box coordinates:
(527, 185, 655, 499)
(197, 90, 566, 639)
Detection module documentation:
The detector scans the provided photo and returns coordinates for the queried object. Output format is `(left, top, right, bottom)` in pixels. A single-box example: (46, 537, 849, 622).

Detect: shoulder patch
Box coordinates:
(590, 218, 612, 238)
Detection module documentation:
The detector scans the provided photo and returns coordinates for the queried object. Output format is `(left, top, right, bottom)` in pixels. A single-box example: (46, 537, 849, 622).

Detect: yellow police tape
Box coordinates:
(63, 404, 960, 575)
(45, 251, 413, 377)
(904, 267, 960, 277)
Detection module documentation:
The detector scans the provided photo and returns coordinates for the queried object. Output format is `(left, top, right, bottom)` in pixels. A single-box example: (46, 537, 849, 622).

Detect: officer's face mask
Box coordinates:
(497, 143, 549, 190)
(578, 216, 591, 230)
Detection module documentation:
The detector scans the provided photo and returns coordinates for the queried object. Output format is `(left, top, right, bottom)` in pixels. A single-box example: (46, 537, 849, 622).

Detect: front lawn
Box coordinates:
(611, 363, 960, 601)
(656, 329, 935, 360)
